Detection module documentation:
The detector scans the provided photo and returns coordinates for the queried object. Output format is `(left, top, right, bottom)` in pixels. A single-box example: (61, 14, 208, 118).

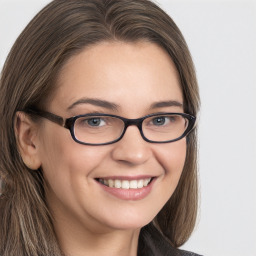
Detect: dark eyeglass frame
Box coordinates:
(25, 108, 196, 146)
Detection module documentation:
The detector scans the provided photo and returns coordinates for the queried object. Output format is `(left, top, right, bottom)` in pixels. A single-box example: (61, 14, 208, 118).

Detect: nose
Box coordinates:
(111, 125, 152, 165)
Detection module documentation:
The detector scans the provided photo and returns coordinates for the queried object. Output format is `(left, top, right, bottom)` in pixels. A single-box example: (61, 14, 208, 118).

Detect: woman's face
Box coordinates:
(36, 41, 186, 233)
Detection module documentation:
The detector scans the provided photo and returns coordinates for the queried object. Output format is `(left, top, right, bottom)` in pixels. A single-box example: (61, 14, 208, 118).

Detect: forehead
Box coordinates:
(50, 41, 183, 115)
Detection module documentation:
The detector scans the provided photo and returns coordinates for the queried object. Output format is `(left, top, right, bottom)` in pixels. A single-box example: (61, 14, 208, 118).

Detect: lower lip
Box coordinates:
(97, 179, 155, 201)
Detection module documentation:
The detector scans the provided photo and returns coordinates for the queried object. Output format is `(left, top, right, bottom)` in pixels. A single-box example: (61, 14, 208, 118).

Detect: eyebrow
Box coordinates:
(67, 98, 183, 112)
(149, 100, 183, 109)
(67, 98, 119, 111)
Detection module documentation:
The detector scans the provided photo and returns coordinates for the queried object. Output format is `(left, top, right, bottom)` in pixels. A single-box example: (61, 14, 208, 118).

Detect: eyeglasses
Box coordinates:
(25, 108, 196, 146)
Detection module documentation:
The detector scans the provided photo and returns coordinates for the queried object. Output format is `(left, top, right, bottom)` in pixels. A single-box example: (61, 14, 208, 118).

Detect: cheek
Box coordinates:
(37, 128, 110, 212)
(38, 126, 109, 186)
(141, 139, 187, 221)
(38, 131, 73, 199)
(155, 138, 187, 174)
(153, 138, 187, 197)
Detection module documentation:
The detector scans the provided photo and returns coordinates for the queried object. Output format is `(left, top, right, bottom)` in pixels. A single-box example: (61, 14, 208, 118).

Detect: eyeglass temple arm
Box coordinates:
(25, 108, 65, 126)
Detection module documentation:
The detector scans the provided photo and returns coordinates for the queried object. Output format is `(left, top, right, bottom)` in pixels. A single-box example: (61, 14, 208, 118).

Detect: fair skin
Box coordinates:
(16, 41, 186, 256)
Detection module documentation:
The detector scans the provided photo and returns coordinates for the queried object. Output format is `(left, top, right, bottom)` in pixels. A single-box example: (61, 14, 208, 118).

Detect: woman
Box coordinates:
(0, 0, 201, 255)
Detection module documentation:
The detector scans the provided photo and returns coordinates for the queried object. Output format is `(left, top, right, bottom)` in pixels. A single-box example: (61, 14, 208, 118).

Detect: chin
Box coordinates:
(99, 207, 158, 231)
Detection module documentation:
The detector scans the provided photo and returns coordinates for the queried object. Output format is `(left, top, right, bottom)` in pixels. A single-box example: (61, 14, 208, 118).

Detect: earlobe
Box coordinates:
(15, 111, 42, 170)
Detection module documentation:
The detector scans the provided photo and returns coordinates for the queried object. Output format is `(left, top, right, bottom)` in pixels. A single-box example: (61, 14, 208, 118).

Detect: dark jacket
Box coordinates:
(138, 223, 202, 256)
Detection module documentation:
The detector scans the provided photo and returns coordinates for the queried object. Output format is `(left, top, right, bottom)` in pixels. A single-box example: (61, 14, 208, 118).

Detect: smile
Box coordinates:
(95, 176, 156, 200)
(97, 178, 152, 189)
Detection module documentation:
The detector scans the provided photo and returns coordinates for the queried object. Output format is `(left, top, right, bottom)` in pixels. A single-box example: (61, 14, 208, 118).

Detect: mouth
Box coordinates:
(95, 177, 154, 189)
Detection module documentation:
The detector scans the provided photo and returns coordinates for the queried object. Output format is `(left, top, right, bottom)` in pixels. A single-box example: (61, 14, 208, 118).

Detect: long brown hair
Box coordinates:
(0, 0, 200, 255)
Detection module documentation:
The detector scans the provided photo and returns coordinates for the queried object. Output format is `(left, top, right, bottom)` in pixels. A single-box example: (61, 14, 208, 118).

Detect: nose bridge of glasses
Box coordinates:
(123, 117, 143, 132)
(117, 117, 147, 144)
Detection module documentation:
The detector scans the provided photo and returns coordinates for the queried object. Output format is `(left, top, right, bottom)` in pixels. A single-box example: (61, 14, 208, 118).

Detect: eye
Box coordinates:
(146, 115, 181, 129)
(87, 118, 106, 127)
(151, 116, 171, 126)
(76, 117, 107, 128)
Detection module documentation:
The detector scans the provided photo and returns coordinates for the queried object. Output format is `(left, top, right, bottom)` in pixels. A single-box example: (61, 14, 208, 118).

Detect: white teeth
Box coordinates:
(98, 178, 152, 189)
(122, 180, 130, 189)
(114, 180, 122, 188)
(129, 180, 138, 189)
(108, 179, 114, 187)
(143, 178, 151, 186)
(137, 179, 144, 188)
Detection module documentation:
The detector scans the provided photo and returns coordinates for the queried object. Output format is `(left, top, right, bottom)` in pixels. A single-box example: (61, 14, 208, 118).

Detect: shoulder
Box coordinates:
(139, 223, 203, 256)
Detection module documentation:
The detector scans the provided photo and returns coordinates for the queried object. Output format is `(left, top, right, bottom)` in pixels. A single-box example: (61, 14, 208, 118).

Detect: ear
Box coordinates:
(15, 111, 42, 170)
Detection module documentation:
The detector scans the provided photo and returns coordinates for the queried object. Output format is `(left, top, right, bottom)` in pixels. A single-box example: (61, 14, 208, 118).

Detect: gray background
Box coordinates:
(0, 1, 255, 255)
